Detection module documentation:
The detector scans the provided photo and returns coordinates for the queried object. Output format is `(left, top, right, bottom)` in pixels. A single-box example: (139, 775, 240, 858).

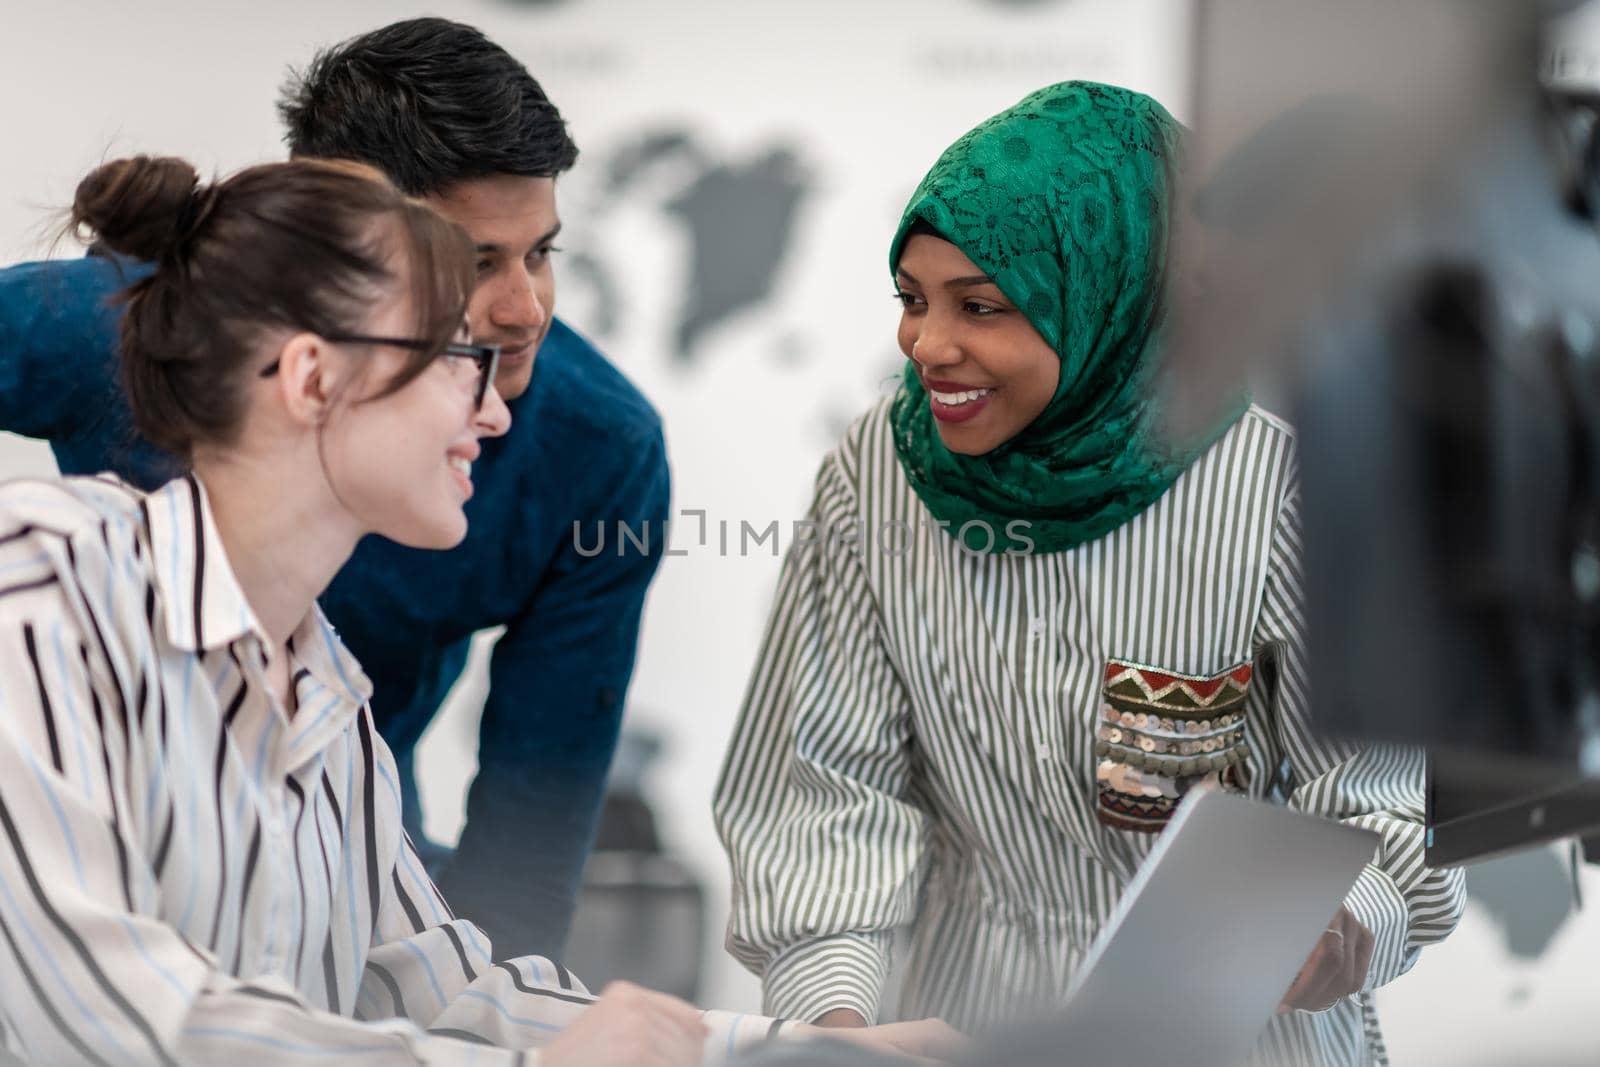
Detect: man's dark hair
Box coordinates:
(278, 17, 579, 197)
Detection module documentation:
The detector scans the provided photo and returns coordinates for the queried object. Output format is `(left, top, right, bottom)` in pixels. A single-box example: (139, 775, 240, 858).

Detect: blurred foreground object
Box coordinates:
(1166, 0, 1533, 421)
(1170, 0, 1600, 865)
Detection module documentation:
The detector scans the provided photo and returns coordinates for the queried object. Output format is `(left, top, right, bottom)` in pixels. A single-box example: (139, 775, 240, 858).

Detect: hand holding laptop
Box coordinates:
(971, 789, 1381, 1067)
(1278, 905, 1377, 1014)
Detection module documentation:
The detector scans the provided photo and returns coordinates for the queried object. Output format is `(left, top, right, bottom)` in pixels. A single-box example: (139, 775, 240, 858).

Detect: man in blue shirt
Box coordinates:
(0, 17, 670, 960)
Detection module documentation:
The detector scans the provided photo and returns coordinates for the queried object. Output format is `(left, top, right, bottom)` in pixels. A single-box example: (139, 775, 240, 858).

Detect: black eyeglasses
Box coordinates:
(259, 334, 502, 411)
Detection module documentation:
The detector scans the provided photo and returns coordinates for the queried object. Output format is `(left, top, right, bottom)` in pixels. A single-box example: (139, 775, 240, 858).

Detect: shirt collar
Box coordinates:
(143, 475, 373, 771)
(142, 475, 373, 699)
(278, 602, 375, 770)
(289, 603, 374, 710)
(143, 474, 264, 655)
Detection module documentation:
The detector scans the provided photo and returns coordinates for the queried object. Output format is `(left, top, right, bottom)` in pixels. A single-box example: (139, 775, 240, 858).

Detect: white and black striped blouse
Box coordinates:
(715, 400, 1466, 1067)
(0, 473, 782, 1065)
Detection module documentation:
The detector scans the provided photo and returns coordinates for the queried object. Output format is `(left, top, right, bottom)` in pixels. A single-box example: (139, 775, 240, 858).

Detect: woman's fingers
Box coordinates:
(1279, 928, 1345, 1012)
(1278, 939, 1325, 1011)
(638, 991, 710, 1058)
(1280, 907, 1378, 1013)
(826, 1018, 973, 1064)
(1338, 911, 1376, 1001)
(1303, 931, 1351, 1010)
(900, 1019, 973, 1060)
(541, 981, 705, 1067)
(1298, 931, 1348, 1011)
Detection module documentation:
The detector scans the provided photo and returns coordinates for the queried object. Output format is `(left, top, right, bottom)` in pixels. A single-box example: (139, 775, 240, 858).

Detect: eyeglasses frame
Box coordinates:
(259, 333, 502, 411)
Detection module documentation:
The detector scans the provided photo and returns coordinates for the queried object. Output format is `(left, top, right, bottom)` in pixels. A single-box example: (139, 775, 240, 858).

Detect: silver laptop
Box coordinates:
(983, 787, 1379, 1067)
(742, 790, 1379, 1067)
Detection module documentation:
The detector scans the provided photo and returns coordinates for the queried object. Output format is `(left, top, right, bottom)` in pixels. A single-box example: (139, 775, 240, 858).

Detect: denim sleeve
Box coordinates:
(0, 257, 131, 437)
(435, 422, 671, 960)
(0, 256, 176, 486)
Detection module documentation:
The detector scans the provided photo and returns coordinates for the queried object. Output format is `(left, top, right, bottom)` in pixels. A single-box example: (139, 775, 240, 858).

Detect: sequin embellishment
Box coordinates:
(1094, 659, 1253, 831)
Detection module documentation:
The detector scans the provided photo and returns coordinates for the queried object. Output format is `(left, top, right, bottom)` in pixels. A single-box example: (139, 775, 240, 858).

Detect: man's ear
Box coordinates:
(270, 332, 345, 427)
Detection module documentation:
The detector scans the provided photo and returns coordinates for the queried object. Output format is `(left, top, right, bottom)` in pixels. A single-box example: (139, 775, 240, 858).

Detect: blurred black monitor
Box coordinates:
(1427, 750, 1600, 867)
(1176, 0, 1600, 865)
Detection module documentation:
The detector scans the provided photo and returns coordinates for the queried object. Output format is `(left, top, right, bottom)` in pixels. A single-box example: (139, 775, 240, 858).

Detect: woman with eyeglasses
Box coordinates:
(0, 154, 963, 1067)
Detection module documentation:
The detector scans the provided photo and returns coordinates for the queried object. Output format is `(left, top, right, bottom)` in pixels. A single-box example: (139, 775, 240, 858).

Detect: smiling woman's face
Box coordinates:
(895, 233, 1060, 456)
(314, 274, 510, 551)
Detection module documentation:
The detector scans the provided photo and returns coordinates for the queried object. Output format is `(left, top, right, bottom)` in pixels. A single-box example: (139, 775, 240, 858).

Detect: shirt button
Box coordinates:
(1028, 617, 1046, 639)
(1036, 745, 1054, 762)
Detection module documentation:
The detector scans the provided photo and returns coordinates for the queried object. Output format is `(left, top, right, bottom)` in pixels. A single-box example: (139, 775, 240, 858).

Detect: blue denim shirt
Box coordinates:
(0, 255, 671, 958)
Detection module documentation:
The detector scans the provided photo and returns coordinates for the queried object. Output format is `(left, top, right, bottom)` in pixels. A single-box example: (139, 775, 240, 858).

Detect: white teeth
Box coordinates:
(930, 388, 995, 406)
(448, 456, 472, 478)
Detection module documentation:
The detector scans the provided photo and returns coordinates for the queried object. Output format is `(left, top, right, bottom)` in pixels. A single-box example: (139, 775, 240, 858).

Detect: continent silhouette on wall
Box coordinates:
(663, 147, 810, 360)
(580, 129, 813, 366)
(1464, 847, 1576, 962)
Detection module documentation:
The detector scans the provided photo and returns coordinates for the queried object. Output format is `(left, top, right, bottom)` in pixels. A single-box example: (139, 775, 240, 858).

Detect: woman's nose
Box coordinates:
(911, 323, 961, 369)
(475, 383, 512, 438)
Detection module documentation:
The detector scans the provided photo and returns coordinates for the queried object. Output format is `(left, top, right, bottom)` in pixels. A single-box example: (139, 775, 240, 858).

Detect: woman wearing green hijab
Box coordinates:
(714, 83, 1463, 1065)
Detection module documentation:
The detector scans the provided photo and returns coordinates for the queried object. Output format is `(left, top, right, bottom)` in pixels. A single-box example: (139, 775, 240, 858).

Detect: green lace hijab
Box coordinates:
(889, 81, 1247, 554)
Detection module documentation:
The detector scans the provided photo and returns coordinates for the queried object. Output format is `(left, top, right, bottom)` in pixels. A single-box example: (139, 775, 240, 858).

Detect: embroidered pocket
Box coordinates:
(1094, 659, 1253, 832)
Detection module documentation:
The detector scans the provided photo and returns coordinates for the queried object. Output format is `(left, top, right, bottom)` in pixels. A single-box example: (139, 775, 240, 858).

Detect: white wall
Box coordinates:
(2, 2, 1595, 1063)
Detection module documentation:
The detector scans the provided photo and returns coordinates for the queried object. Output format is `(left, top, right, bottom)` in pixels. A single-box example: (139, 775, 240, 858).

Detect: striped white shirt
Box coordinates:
(0, 473, 782, 1065)
(714, 400, 1466, 1067)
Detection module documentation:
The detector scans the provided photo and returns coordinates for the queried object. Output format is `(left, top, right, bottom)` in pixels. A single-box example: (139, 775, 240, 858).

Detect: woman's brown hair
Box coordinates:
(69, 155, 474, 460)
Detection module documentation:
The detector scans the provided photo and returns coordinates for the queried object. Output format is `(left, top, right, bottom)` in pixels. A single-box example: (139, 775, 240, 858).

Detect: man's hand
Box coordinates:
(1278, 906, 1376, 1013)
(542, 981, 708, 1067)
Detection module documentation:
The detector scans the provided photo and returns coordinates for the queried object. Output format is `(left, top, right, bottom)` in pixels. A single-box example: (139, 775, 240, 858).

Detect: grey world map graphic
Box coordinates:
(569, 129, 811, 365)
(1463, 848, 1575, 964)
